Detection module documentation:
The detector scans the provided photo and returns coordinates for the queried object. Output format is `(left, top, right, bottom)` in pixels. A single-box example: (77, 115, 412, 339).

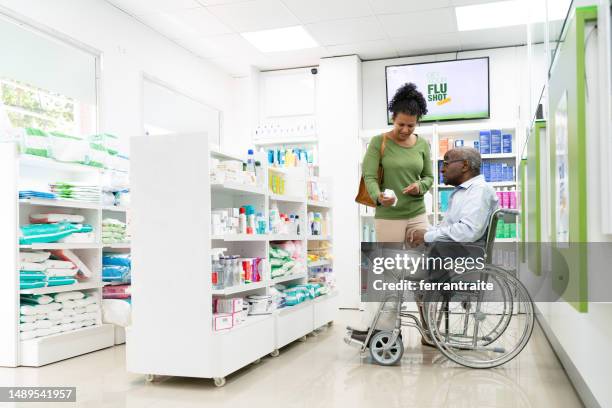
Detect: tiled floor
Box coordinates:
(0, 310, 583, 408)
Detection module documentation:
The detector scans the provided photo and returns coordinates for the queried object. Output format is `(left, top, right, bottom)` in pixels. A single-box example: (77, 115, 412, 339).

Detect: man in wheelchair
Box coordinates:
(346, 148, 533, 368)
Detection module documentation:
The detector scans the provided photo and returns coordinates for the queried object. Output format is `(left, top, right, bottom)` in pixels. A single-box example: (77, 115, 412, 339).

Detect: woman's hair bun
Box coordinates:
(388, 82, 428, 119)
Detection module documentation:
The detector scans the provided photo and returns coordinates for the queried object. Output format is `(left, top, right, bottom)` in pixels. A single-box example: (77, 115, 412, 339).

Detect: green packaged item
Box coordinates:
(48, 131, 89, 164)
(19, 223, 93, 244)
(20, 271, 47, 281)
(22, 127, 49, 158)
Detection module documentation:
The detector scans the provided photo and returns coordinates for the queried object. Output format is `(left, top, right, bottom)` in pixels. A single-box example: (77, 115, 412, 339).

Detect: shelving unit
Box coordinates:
(0, 146, 115, 367)
(358, 122, 522, 243)
(128, 134, 336, 386)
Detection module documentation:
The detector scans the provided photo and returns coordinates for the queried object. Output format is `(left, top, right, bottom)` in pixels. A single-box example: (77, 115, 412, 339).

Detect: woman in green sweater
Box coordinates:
(363, 82, 433, 241)
(350, 83, 434, 346)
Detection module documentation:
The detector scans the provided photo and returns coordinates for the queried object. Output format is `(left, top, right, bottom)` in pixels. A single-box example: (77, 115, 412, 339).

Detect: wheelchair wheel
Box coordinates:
(369, 331, 404, 366)
(425, 266, 534, 368)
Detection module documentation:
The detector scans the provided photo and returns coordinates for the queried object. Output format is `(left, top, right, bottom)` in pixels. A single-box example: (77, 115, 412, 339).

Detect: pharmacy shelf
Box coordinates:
(211, 234, 268, 241)
(103, 242, 131, 249)
(19, 243, 102, 250)
(212, 280, 268, 296)
(211, 182, 266, 196)
(307, 260, 331, 268)
(307, 235, 331, 241)
(254, 136, 318, 146)
(20, 281, 104, 295)
(271, 272, 307, 284)
(307, 200, 332, 208)
(19, 198, 102, 210)
(129, 140, 334, 384)
(268, 234, 302, 241)
(4, 147, 124, 368)
(269, 193, 305, 203)
(19, 154, 103, 174)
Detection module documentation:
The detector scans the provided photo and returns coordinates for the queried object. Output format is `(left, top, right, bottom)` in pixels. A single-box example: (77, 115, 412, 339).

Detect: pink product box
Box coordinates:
(213, 313, 233, 331)
(216, 298, 243, 314)
(232, 310, 248, 327)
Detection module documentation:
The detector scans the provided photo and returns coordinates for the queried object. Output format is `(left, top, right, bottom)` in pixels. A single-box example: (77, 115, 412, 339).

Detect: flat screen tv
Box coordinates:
(385, 57, 490, 123)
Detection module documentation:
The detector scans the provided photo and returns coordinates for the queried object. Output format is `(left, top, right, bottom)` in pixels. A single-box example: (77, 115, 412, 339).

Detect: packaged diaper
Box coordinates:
(48, 132, 89, 164)
(20, 127, 49, 158)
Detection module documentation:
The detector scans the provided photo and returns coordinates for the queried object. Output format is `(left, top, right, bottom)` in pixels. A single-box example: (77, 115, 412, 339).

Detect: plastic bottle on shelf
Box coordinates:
(211, 248, 227, 289)
(295, 215, 300, 235)
(232, 256, 242, 285)
(239, 207, 247, 234)
(509, 188, 517, 209)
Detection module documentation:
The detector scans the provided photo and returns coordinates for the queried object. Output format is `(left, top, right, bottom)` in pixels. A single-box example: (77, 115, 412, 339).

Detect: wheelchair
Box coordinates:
(345, 208, 534, 368)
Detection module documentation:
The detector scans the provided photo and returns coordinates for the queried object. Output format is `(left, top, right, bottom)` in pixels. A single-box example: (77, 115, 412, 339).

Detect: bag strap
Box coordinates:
(380, 134, 387, 158)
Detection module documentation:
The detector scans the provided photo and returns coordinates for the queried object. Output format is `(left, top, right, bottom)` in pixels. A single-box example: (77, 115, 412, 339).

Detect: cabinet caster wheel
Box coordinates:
(299, 335, 307, 342)
(270, 349, 280, 357)
(310, 331, 319, 337)
(327, 321, 334, 327)
(145, 374, 155, 383)
(253, 358, 262, 364)
(213, 377, 226, 387)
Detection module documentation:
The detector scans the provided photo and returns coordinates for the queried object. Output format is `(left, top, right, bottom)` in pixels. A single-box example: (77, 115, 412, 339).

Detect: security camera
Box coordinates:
(311, 68, 318, 75)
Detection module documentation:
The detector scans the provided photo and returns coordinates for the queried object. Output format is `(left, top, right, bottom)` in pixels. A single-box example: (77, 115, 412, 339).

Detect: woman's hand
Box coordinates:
(377, 193, 395, 207)
(402, 182, 421, 196)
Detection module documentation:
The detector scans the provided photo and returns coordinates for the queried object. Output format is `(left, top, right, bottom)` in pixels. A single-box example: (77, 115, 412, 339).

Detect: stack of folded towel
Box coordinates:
(102, 218, 127, 244)
(48, 182, 101, 203)
(19, 291, 100, 340)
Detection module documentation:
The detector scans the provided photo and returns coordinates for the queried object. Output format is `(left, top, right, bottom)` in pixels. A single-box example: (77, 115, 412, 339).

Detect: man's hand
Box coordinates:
(402, 182, 421, 196)
(409, 229, 426, 247)
(378, 193, 395, 207)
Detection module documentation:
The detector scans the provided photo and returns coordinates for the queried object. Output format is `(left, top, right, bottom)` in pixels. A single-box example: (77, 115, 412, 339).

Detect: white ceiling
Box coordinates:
(106, 0, 533, 77)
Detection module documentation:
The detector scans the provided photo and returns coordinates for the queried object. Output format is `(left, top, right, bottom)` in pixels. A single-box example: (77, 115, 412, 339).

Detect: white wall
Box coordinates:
(0, 0, 237, 152)
(361, 47, 534, 130)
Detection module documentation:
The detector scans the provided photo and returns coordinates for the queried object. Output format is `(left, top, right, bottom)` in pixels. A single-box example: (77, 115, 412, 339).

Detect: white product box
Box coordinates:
(212, 313, 233, 331)
(216, 298, 244, 314)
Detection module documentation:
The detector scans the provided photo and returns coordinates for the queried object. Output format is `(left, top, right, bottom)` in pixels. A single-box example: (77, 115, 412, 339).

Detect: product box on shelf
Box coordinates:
(490, 130, 502, 154)
(502, 134, 512, 153)
(213, 313, 233, 331)
(216, 298, 244, 314)
(479, 131, 491, 154)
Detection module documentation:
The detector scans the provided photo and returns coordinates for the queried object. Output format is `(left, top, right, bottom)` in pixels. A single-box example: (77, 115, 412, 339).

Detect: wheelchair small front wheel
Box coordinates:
(369, 331, 404, 366)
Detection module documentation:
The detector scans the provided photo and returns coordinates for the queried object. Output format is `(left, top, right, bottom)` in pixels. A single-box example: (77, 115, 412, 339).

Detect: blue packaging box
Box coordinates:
(479, 131, 491, 154)
(502, 134, 513, 153)
(473, 140, 480, 150)
(501, 163, 508, 181)
(491, 129, 502, 154)
(482, 161, 491, 182)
